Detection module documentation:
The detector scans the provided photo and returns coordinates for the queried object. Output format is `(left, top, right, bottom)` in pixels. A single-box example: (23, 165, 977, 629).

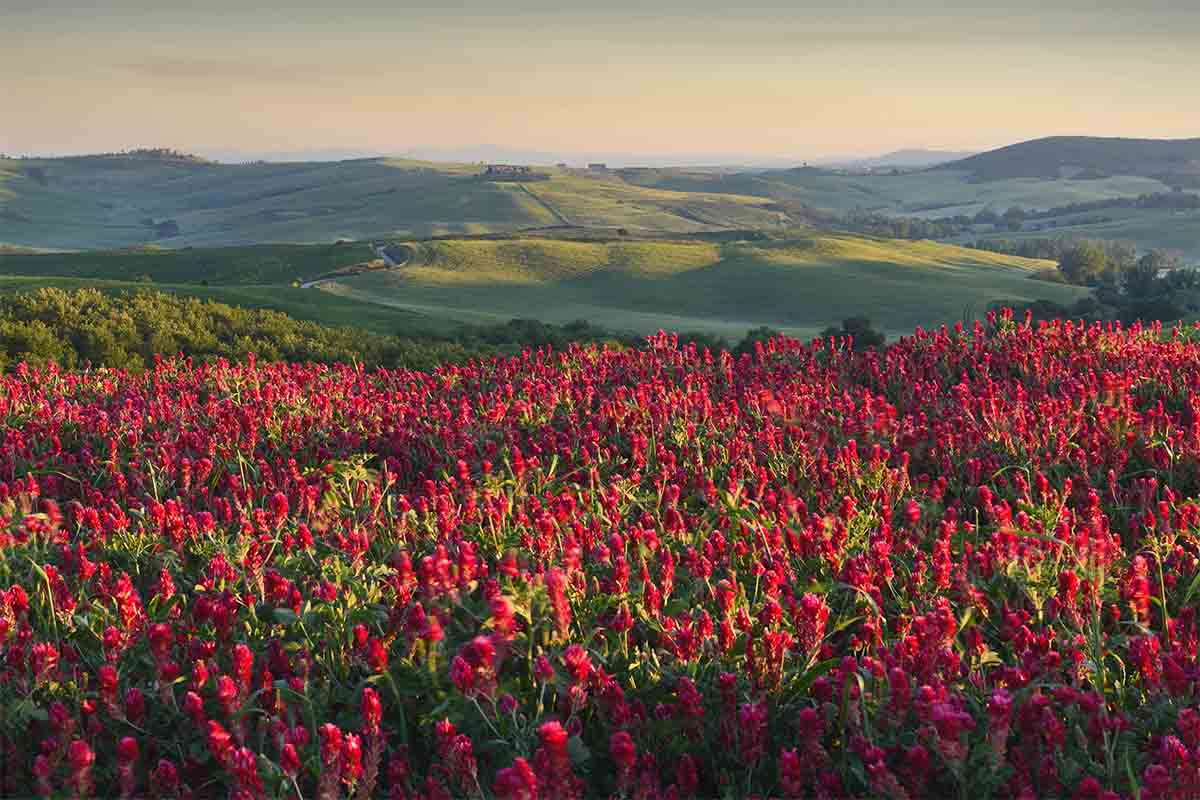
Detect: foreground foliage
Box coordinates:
(1, 311, 1199, 799)
(0, 288, 632, 374)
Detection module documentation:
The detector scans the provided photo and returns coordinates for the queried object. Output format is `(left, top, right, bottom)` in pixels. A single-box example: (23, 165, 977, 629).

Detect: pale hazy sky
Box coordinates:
(3, 0, 1198, 161)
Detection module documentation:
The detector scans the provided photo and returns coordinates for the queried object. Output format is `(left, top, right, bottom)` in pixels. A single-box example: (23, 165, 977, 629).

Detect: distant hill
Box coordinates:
(825, 149, 978, 170)
(943, 136, 1200, 185)
(5, 141, 1199, 256)
(0, 155, 785, 249)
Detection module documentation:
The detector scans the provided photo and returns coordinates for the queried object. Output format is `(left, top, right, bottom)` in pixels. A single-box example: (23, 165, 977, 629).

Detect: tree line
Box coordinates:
(834, 190, 1200, 242)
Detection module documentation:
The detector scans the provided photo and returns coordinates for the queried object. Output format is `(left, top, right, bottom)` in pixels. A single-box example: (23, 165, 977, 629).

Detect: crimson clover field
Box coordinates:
(2, 310, 1200, 799)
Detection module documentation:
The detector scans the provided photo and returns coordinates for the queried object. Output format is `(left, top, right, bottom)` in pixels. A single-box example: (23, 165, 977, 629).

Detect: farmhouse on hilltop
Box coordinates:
(483, 164, 533, 176)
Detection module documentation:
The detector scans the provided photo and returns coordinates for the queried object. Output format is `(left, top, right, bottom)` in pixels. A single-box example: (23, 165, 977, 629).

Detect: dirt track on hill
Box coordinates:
(299, 243, 414, 288)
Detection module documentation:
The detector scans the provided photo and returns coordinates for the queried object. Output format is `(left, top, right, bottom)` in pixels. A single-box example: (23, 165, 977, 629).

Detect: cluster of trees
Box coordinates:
(1054, 240, 1139, 285)
(969, 235, 1196, 296)
(700, 319, 888, 357)
(1021, 191, 1200, 220)
(884, 191, 1200, 243)
(968, 207, 1028, 232)
(827, 191, 1200, 254)
(1010, 286, 1198, 329)
(837, 211, 966, 240)
(1003, 238, 1200, 327)
(80, 148, 210, 163)
(969, 237, 1084, 261)
(1053, 240, 1195, 299)
(0, 289, 487, 373)
(792, 189, 1199, 246)
(954, 192, 1199, 229)
(820, 316, 887, 350)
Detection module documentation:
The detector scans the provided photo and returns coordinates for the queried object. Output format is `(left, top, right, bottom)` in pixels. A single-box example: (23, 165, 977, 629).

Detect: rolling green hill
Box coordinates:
(0, 233, 1086, 340)
(0, 155, 785, 250)
(320, 233, 1086, 339)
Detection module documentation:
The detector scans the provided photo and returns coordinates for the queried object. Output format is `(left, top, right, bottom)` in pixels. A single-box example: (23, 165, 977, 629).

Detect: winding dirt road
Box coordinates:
(299, 242, 414, 288)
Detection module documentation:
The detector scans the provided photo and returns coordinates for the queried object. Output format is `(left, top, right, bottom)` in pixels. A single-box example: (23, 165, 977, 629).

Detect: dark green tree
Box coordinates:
(1058, 241, 1111, 285)
(1123, 250, 1179, 298)
(820, 317, 886, 351)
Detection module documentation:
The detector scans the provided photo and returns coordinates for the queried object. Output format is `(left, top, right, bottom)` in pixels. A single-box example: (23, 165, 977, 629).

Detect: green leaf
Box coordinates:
(1181, 569, 1200, 608)
(273, 607, 299, 625)
(567, 735, 592, 767)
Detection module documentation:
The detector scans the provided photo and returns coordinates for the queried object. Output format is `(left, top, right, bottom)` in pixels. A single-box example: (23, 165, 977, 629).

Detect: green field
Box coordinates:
(321, 234, 1086, 339)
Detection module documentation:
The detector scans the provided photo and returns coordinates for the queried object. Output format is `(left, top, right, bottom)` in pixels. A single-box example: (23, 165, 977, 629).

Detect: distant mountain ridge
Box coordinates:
(942, 136, 1200, 186)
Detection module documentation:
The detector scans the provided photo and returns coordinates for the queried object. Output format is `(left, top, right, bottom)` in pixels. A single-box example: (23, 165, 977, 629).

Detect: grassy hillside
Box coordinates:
(945, 136, 1200, 184)
(323, 233, 1086, 339)
(0, 155, 785, 250)
(622, 166, 1171, 218)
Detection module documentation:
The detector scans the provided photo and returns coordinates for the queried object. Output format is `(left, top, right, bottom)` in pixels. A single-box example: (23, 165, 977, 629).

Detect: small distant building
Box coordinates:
(483, 164, 533, 176)
(588, 163, 608, 171)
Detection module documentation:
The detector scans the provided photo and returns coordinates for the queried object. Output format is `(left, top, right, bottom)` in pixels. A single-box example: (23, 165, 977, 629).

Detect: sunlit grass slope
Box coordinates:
(326, 233, 1087, 338)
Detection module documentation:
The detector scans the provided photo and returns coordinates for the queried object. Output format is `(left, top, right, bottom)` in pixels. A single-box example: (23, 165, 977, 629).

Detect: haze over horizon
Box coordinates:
(3, 0, 1198, 163)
